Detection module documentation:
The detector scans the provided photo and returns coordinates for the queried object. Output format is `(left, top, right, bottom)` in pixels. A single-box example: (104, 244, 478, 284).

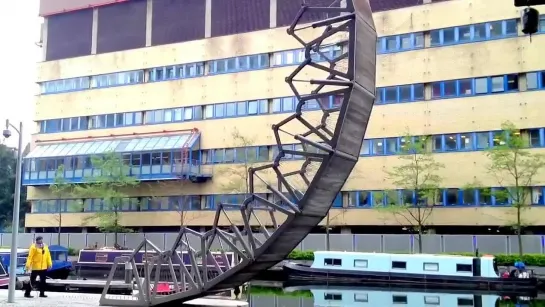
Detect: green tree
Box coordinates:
(72, 152, 138, 245)
(0, 144, 28, 230)
(49, 165, 82, 245)
(481, 121, 545, 256)
(218, 128, 258, 195)
(378, 135, 444, 253)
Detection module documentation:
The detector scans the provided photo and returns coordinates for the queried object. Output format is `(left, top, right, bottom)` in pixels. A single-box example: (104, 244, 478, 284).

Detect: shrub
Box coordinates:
(286, 250, 545, 267)
(67, 247, 79, 256)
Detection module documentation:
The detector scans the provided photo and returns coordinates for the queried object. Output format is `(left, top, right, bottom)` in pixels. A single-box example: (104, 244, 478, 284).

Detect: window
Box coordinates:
(430, 30, 441, 46)
(459, 79, 473, 95)
(506, 74, 519, 91)
(354, 293, 369, 302)
(423, 262, 439, 271)
(443, 80, 456, 96)
(443, 28, 455, 44)
(392, 261, 406, 269)
(491, 76, 504, 92)
(324, 258, 342, 266)
(456, 264, 472, 272)
(424, 296, 440, 305)
(462, 189, 475, 205)
(459, 133, 472, 150)
(444, 134, 457, 151)
(324, 293, 342, 300)
(476, 132, 490, 149)
(392, 295, 407, 304)
(354, 259, 368, 268)
(475, 77, 488, 94)
(458, 26, 471, 42)
(529, 129, 541, 147)
(505, 19, 517, 36)
(489, 21, 503, 38)
(458, 298, 474, 306)
(443, 189, 459, 206)
(527, 72, 538, 89)
(474, 23, 486, 40)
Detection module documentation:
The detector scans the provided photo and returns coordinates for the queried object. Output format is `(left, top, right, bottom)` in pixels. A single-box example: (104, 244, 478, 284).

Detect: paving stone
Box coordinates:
(0, 290, 103, 307)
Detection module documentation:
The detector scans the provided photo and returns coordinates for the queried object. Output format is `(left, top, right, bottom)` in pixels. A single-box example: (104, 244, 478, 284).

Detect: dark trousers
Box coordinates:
(25, 270, 46, 296)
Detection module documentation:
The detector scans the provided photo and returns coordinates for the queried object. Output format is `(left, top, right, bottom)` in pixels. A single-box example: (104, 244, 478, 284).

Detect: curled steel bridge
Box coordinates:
(100, 0, 376, 305)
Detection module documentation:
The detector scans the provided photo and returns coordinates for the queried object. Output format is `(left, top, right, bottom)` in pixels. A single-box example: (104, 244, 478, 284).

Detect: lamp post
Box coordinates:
(3, 119, 23, 303)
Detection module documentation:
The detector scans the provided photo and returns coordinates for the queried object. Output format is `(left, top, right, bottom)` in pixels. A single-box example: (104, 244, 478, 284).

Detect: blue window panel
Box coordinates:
(330, 193, 343, 208)
(430, 19, 518, 47)
(531, 187, 544, 205)
(526, 71, 545, 90)
(90, 70, 144, 88)
(491, 187, 510, 206)
(539, 15, 545, 33)
(371, 139, 385, 155)
(209, 54, 269, 74)
(40, 76, 90, 94)
(248, 100, 259, 115)
(461, 189, 477, 206)
(360, 140, 371, 156)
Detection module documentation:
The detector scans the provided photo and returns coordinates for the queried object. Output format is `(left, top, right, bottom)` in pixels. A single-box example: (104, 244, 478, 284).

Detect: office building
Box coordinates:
(25, 0, 545, 234)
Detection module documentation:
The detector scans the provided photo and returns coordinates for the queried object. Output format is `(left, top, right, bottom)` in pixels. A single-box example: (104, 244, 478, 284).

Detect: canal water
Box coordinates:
(246, 286, 544, 307)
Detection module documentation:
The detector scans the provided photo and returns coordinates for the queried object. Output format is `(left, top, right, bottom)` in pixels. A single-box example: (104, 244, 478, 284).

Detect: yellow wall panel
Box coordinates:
(366, 91, 545, 138)
(37, 27, 347, 82)
(337, 207, 545, 227)
(24, 206, 545, 228)
(378, 35, 545, 86)
(35, 65, 327, 120)
(31, 90, 545, 155)
(374, 0, 526, 36)
(32, 110, 326, 149)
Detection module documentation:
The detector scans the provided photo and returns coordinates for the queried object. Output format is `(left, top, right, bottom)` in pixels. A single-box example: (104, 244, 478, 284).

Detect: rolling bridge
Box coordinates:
(100, 0, 377, 305)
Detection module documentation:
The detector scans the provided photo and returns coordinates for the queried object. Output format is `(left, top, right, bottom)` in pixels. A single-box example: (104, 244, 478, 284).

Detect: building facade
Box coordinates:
(25, 0, 545, 234)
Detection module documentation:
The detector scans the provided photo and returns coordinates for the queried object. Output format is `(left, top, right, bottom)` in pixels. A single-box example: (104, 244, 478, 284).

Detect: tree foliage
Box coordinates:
(218, 128, 258, 195)
(480, 121, 545, 256)
(0, 144, 28, 230)
(378, 134, 444, 253)
(72, 152, 139, 240)
(49, 165, 81, 244)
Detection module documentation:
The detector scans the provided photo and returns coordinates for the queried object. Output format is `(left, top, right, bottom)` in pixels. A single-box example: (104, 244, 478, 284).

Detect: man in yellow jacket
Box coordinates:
(24, 236, 52, 298)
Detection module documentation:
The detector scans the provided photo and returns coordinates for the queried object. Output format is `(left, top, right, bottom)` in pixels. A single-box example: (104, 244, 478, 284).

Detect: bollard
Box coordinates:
(124, 262, 133, 284)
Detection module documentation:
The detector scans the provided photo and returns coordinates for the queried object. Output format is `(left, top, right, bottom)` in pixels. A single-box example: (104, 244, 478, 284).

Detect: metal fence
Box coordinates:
(5, 233, 545, 255)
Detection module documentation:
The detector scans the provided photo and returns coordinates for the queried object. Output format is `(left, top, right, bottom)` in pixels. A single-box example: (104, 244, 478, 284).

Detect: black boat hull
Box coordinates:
(283, 263, 538, 291)
(46, 268, 72, 280)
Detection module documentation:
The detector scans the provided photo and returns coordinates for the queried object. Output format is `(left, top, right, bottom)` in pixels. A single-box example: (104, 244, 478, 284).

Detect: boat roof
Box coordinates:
(49, 245, 69, 251)
(313, 251, 492, 258)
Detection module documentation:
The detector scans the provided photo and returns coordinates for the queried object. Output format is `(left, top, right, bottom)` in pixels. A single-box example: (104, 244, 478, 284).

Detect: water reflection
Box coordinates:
(248, 286, 540, 307)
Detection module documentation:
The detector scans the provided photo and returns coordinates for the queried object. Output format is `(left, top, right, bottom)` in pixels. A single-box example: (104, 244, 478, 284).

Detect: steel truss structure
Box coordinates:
(100, 0, 376, 305)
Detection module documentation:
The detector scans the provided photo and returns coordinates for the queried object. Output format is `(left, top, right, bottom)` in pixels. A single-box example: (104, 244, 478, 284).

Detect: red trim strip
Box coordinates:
(40, 0, 129, 17)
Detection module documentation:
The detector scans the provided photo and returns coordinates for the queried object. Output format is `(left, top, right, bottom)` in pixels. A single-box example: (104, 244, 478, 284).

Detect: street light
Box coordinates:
(3, 119, 23, 303)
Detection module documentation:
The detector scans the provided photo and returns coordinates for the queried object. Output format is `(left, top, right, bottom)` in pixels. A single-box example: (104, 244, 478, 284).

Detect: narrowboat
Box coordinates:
(283, 285, 533, 307)
(0, 258, 10, 288)
(282, 251, 538, 291)
(0, 245, 72, 279)
(75, 248, 235, 279)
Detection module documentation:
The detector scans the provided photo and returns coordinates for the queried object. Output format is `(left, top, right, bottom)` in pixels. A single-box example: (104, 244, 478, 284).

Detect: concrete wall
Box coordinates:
(10, 233, 545, 255)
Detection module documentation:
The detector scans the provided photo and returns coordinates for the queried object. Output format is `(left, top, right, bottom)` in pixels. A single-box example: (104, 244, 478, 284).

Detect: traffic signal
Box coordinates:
(521, 7, 540, 35)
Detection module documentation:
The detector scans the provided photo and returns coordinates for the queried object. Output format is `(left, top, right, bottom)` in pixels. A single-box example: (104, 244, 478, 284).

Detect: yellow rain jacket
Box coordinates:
(25, 243, 53, 271)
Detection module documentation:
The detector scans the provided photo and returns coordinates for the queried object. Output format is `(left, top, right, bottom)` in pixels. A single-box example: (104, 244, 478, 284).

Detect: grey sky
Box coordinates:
(0, 1, 41, 148)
